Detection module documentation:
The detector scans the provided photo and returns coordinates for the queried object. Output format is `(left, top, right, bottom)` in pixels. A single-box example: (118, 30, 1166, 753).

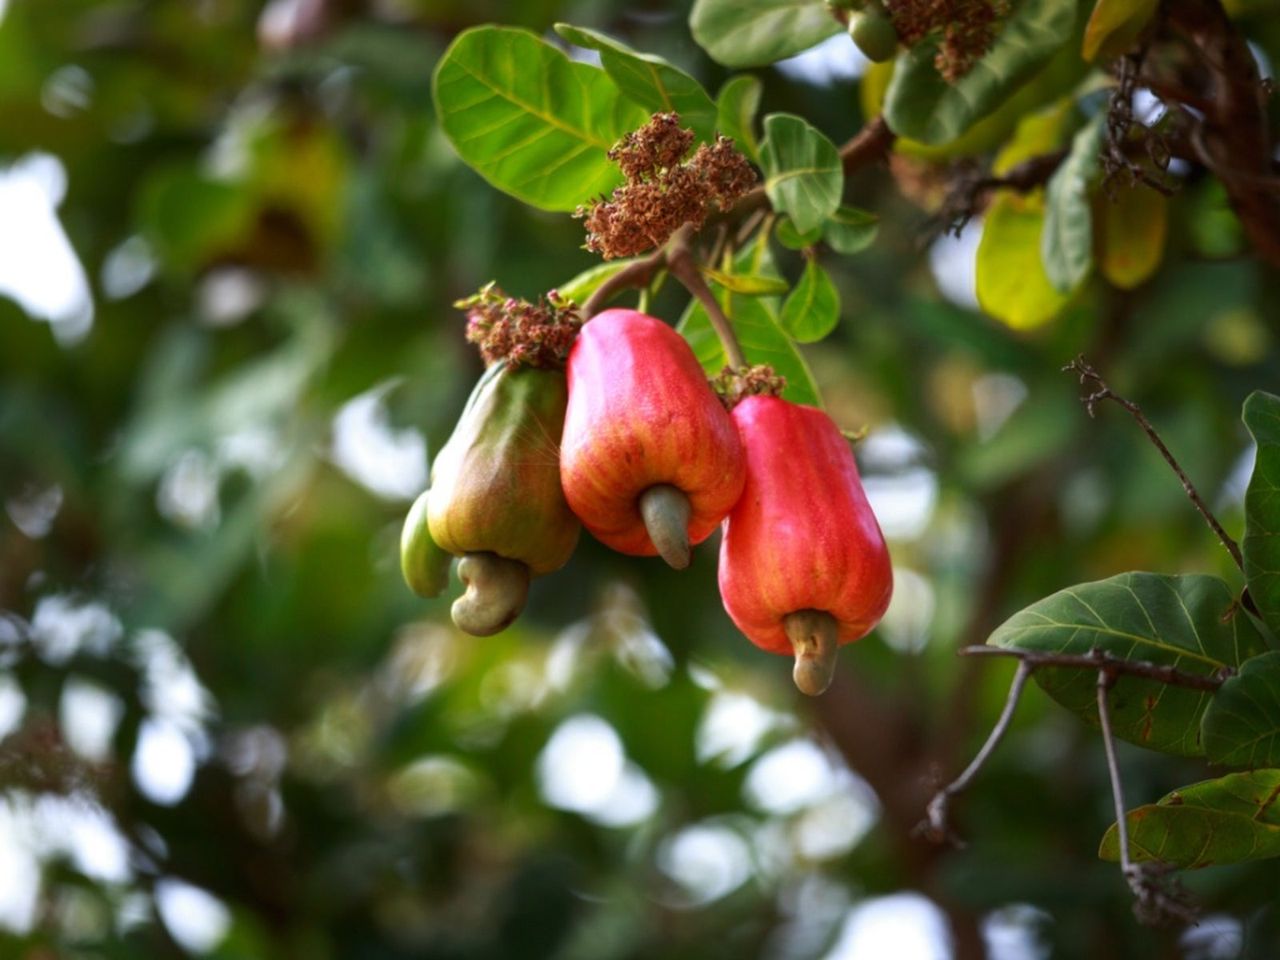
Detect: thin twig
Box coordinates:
(580, 245, 668, 319)
(1097, 667, 1199, 926)
(1063, 355, 1244, 571)
(667, 225, 747, 369)
(918, 660, 1033, 845)
(959, 646, 1231, 691)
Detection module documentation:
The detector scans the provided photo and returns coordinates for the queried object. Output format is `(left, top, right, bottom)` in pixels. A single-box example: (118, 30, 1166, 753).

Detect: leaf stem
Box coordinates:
(1064, 355, 1244, 572)
(958, 645, 1231, 691)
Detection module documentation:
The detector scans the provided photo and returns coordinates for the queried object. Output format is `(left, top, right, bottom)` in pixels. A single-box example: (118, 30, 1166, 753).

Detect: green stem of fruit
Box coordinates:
(638, 484, 692, 570)
(451, 552, 531, 636)
(785, 609, 840, 696)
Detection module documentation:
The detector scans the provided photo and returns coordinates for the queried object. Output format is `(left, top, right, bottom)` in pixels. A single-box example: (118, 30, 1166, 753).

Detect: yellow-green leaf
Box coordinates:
(976, 192, 1070, 330)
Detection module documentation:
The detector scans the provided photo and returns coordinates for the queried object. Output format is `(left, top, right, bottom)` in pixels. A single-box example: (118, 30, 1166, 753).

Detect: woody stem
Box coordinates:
(666, 224, 748, 369)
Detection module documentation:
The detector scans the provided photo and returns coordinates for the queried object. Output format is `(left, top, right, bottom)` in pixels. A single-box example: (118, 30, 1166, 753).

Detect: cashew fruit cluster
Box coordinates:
(400, 303, 892, 695)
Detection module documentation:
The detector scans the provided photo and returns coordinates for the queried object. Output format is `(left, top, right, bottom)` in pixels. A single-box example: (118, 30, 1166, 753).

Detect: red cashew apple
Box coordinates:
(719, 395, 893, 695)
(560, 308, 745, 569)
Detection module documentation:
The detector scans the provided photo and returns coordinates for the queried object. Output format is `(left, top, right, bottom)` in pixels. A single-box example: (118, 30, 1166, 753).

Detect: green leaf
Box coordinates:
(1097, 185, 1168, 289)
(1042, 113, 1103, 293)
(139, 167, 256, 270)
(1243, 391, 1280, 635)
(824, 205, 879, 255)
(554, 24, 718, 143)
(976, 192, 1071, 330)
(775, 215, 823, 250)
(884, 0, 1079, 145)
(780, 258, 840, 343)
(988, 572, 1268, 756)
(1082, 0, 1159, 62)
(432, 26, 648, 212)
(689, 0, 842, 68)
(700, 267, 790, 296)
(1203, 652, 1280, 768)
(716, 75, 763, 161)
(759, 113, 842, 235)
(1099, 770, 1280, 868)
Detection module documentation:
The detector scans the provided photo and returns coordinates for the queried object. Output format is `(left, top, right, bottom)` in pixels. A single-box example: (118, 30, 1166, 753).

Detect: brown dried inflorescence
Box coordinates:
(712, 364, 788, 409)
(886, 0, 1011, 82)
(457, 284, 581, 369)
(578, 113, 757, 260)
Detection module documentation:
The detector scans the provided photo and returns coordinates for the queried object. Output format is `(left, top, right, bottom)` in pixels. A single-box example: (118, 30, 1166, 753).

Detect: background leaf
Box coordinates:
(1097, 185, 1168, 289)
(884, 0, 1079, 145)
(1082, 0, 1159, 62)
(1203, 651, 1280, 768)
(1243, 391, 1280, 634)
(716, 75, 764, 161)
(1098, 770, 1280, 868)
(759, 113, 843, 234)
(780, 257, 840, 343)
(1042, 113, 1103, 293)
(976, 192, 1070, 329)
(433, 26, 647, 211)
(824, 205, 879, 255)
(554, 24, 718, 143)
(988, 572, 1267, 756)
(689, 0, 841, 68)
(775, 215, 823, 250)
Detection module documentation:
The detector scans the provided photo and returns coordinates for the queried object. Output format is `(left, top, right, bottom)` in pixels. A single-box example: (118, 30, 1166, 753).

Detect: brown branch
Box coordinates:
(666, 225, 748, 368)
(933, 149, 1068, 236)
(1165, 0, 1280, 268)
(580, 246, 667, 319)
(1063, 355, 1244, 571)
(958, 645, 1231, 691)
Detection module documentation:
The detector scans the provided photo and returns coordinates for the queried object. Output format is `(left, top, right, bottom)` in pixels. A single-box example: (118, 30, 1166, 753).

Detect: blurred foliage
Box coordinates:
(2, 1, 1280, 959)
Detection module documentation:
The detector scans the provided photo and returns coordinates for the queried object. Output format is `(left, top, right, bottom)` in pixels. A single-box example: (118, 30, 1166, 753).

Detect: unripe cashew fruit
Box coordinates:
(719, 396, 893, 695)
(849, 9, 898, 63)
(400, 489, 452, 598)
(427, 361, 580, 635)
(560, 309, 746, 569)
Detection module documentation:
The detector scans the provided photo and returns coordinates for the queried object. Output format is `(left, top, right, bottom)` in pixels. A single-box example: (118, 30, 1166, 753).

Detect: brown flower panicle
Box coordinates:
(577, 113, 757, 260)
(885, 0, 1011, 82)
(457, 284, 581, 369)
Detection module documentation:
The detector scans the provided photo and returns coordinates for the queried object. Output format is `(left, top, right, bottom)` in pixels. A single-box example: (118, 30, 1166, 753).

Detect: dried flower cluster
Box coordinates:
(713, 364, 788, 409)
(457, 283, 581, 369)
(577, 113, 757, 260)
(885, 0, 1011, 82)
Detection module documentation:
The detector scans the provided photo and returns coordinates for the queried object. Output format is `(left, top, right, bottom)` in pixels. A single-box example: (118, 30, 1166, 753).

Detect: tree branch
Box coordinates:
(1063, 355, 1244, 571)
(1164, 0, 1280, 268)
(581, 246, 667, 319)
(666, 224, 747, 369)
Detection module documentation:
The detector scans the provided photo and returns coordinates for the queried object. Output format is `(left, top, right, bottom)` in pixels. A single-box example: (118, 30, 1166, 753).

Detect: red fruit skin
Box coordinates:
(719, 396, 893, 655)
(560, 309, 745, 555)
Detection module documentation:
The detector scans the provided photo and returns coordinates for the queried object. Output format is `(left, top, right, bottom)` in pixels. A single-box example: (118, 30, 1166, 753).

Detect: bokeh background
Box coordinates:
(2, 1, 1279, 958)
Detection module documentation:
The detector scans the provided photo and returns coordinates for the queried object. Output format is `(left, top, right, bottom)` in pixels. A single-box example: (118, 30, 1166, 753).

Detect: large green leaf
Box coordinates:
(554, 24, 718, 143)
(1243, 391, 1280, 634)
(689, 0, 842, 68)
(1098, 770, 1280, 868)
(884, 0, 1080, 145)
(716, 75, 763, 161)
(779, 257, 840, 343)
(988, 573, 1268, 756)
(824, 205, 879, 255)
(1042, 113, 1103, 293)
(432, 26, 648, 211)
(1203, 651, 1280, 768)
(759, 113, 842, 235)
